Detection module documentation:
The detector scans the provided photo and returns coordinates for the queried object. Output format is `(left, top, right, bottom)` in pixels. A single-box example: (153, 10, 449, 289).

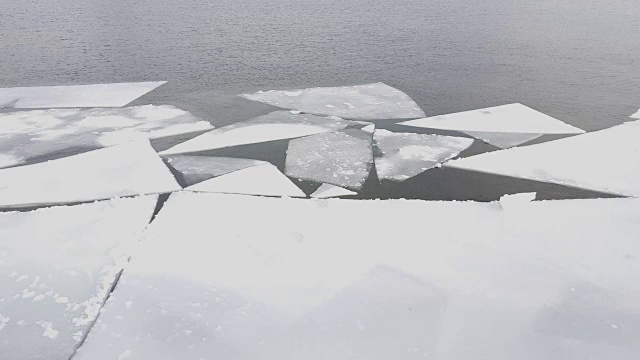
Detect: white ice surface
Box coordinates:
(160, 111, 356, 155)
(74, 192, 640, 360)
(164, 156, 267, 187)
(446, 120, 640, 197)
(400, 103, 584, 148)
(310, 183, 357, 198)
(373, 129, 474, 182)
(285, 129, 373, 190)
(0, 81, 166, 109)
(0, 141, 181, 209)
(186, 163, 305, 198)
(240, 83, 426, 120)
(499, 192, 537, 210)
(0, 195, 158, 360)
(631, 109, 640, 119)
(0, 105, 213, 169)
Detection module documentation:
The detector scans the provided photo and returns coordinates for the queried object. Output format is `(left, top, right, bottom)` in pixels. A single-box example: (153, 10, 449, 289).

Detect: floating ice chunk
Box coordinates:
(240, 83, 426, 120)
(73, 192, 640, 360)
(446, 121, 640, 197)
(631, 109, 640, 119)
(160, 111, 355, 155)
(164, 156, 268, 186)
(499, 192, 536, 210)
(361, 124, 376, 133)
(400, 103, 585, 148)
(373, 129, 473, 182)
(186, 164, 305, 198)
(310, 183, 357, 198)
(0, 81, 166, 109)
(0, 141, 180, 209)
(0, 105, 212, 169)
(0, 196, 157, 360)
(286, 129, 373, 190)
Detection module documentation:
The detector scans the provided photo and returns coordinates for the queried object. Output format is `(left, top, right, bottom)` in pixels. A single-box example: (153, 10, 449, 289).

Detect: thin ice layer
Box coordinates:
(160, 111, 357, 155)
(0, 141, 181, 209)
(164, 156, 267, 186)
(0, 195, 157, 360)
(240, 83, 426, 120)
(285, 129, 373, 190)
(446, 120, 640, 197)
(373, 129, 473, 182)
(0, 105, 213, 169)
(0, 81, 166, 109)
(74, 192, 640, 360)
(631, 109, 640, 119)
(186, 164, 306, 198)
(399, 103, 584, 148)
(310, 184, 357, 198)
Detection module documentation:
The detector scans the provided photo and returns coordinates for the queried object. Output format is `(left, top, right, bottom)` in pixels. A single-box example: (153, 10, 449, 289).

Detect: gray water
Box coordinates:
(1, 0, 639, 200)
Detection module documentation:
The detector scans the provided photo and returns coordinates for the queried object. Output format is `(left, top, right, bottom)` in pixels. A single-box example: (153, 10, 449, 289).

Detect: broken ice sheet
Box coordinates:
(0, 195, 157, 360)
(400, 103, 585, 148)
(310, 183, 357, 198)
(164, 156, 268, 187)
(186, 163, 306, 198)
(286, 129, 373, 190)
(0, 81, 166, 109)
(631, 109, 640, 119)
(0, 140, 181, 209)
(240, 83, 426, 120)
(160, 110, 358, 155)
(0, 105, 213, 169)
(446, 120, 640, 197)
(373, 129, 473, 182)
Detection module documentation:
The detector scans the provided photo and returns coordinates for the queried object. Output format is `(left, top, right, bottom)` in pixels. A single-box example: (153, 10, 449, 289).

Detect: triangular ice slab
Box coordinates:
(373, 129, 474, 182)
(164, 155, 268, 186)
(0, 81, 166, 109)
(160, 111, 355, 155)
(0, 105, 213, 169)
(286, 129, 373, 190)
(240, 83, 425, 120)
(400, 103, 584, 148)
(446, 121, 640, 197)
(0, 141, 181, 209)
(310, 183, 357, 198)
(631, 109, 640, 119)
(186, 163, 305, 197)
(0, 195, 157, 360)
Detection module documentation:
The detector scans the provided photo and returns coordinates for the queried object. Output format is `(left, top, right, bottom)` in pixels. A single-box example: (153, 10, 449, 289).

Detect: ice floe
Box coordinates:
(240, 83, 426, 120)
(310, 183, 357, 198)
(185, 163, 306, 197)
(73, 192, 640, 360)
(631, 109, 640, 119)
(0, 81, 166, 109)
(0, 195, 157, 360)
(373, 129, 474, 182)
(164, 156, 267, 187)
(499, 192, 537, 210)
(0, 141, 181, 209)
(285, 129, 373, 190)
(160, 111, 356, 155)
(446, 120, 640, 197)
(0, 105, 213, 168)
(400, 103, 585, 148)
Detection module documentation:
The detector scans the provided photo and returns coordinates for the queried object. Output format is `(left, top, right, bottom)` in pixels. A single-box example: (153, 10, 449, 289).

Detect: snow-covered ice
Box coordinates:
(400, 103, 585, 148)
(0, 141, 181, 209)
(0, 81, 166, 109)
(631, 109, 640, 119)
(0, 105, 213, 169)
(0, 195, 157, 360)
(73, 192, 640, 360)
(310, 183, 357, 198)
(164, 156, 267, 187)
(446, 120, 640, 197)
(499, 192, 536, 210)
(373, 129, 474, 182)
(185, 163, 306, 197)
(240, 83, 426, 120)
(160, 111, 357, 155)
(285, 129, 373, 190)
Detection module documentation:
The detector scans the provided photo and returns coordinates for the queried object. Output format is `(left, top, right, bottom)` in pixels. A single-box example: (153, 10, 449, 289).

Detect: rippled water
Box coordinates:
(1, 0, 638, 200)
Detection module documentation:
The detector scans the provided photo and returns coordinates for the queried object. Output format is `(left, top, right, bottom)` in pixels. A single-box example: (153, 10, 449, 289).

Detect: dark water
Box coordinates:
(1, 0, 639, 200)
